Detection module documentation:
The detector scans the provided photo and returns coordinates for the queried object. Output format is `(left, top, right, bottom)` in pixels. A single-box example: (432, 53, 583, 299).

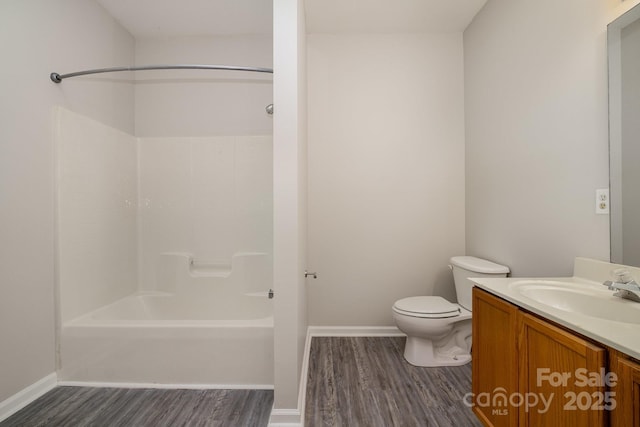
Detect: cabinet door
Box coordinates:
(611, 352, 640, 427)
(472, 287, 519, 427)
(518, 312, 606, 427)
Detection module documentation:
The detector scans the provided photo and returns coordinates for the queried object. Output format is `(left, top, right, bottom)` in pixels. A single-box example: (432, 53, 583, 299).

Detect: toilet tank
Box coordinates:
(450, 256, 509, 311)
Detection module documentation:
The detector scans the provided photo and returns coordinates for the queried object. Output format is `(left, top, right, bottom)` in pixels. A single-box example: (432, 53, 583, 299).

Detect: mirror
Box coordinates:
(609, 3, 640, 267)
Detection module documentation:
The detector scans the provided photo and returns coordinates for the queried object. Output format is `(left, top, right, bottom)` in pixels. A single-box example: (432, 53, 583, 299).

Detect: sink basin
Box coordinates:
(509, 280, 640, 324)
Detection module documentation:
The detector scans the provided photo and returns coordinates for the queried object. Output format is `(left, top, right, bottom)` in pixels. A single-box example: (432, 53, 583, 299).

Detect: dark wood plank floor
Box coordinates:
(4, 337, 480, 426)
(0, 387, 273, 427)
(305, 336, 482, 427)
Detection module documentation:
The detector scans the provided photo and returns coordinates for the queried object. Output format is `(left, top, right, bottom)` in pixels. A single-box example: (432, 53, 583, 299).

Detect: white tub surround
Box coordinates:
(59, 292, 273, 387)
(56, 107, 138, 324)
(55, 108, 274, 388)
(470, 257, 640, 360)
(58, 251, 274, 387)
(137, 135, 273, 293)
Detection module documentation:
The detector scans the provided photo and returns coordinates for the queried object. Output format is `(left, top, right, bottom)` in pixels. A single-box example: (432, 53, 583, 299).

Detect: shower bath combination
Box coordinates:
(53, 62, 275, 388)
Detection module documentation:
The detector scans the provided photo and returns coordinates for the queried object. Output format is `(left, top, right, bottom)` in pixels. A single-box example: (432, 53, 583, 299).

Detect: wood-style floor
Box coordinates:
(0, 387, 273, 427)
(305, 336, 482, 427)
(2, 337, 480, 426)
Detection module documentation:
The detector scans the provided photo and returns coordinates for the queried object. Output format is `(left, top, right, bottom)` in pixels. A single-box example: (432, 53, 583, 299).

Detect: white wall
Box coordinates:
(612, 0, 640, 23)
(0, 0, 134, 403)
(272, 0, 308, 421)
(296, 0, 309, 414)
(464, 0, 617, 277)
(57, 108, 138, 322)
(306, 33, 466, 326)
(135, 36, 272, 137)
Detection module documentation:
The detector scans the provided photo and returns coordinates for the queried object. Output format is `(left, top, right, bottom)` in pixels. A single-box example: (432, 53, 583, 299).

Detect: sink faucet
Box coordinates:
(603, 269, 640, 303)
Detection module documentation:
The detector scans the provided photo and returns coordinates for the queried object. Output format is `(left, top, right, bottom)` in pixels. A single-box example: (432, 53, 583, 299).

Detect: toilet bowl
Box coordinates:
(392, 256, 509, 367)
(392, 296, 472, 367)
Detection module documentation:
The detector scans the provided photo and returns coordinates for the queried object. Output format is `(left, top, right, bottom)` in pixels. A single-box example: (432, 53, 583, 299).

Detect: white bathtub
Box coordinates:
(58, 292, 274, 388)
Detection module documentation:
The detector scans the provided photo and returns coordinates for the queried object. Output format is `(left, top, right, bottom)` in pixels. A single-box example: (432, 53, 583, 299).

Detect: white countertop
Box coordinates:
(471, 274, 640, 360)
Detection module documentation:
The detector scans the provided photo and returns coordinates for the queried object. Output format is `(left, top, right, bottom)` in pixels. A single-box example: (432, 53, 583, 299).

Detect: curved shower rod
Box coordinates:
(50, 64, 273, 83)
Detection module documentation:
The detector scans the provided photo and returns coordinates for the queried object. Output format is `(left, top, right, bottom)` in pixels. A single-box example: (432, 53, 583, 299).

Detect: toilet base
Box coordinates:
(403, 336, 471, 367)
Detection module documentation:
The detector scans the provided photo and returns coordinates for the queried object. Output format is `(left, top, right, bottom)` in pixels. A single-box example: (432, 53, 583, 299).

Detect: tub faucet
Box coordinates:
(603, 269, 640, 303)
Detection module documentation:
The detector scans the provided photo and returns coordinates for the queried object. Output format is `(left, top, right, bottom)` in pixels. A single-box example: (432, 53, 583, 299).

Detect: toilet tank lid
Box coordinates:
(450, 256, 510, 274)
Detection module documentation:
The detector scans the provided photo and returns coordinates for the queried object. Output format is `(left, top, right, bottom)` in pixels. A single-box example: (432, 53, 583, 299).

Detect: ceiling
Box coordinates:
(96, 0, 273, 38)
(97, 0, 486, 39)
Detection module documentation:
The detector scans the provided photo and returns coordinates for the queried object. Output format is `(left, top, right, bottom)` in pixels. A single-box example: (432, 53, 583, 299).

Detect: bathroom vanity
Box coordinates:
(470, 258, 640, 427)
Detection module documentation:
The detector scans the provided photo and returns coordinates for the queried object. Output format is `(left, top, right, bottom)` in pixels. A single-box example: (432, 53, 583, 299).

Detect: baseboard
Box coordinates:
(0, 373, 57, 423)
(268, 408, 303, 426)
(308, 325, 405, 337)
(268, 330, 311, 427)
(56, 381, 274, 390)
(0, 329, 401, 424)
(295, 327, 313, 423)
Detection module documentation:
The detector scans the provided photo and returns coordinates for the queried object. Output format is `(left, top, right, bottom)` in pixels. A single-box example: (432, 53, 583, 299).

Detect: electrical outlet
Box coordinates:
(596, 189, 609, 214)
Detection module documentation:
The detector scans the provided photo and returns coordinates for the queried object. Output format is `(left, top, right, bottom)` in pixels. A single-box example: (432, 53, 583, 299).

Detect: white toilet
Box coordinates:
(392, 256, 509, 367)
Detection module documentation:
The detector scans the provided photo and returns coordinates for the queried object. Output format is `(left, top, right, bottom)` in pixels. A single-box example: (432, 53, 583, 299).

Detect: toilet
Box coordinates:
(392, 256, 509, 367)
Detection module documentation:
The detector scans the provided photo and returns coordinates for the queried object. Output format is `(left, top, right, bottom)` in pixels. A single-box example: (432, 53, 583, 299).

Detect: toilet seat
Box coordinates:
(393, 296, 461, 318)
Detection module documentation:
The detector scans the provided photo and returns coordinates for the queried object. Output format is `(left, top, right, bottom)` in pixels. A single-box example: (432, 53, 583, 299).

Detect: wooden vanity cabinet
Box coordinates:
(518, 311, 606, 426)
(473, 287, 608, 427)
(610, 350, 640, 427)
(472, 287, 519, 426)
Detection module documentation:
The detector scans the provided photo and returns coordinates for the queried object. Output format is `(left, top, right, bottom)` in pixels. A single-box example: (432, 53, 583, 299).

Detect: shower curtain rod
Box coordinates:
(50, 64, 273, 83)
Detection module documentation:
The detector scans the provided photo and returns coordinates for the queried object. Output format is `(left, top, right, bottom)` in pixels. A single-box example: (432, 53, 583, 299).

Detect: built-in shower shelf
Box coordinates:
(189, 261, 232, 278)
(159, 252, 269, 283)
